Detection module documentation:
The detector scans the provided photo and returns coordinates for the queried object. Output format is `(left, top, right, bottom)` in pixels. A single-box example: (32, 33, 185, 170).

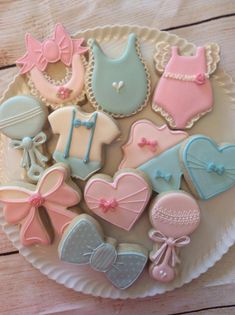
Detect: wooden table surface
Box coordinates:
(1, 1, 235, 314)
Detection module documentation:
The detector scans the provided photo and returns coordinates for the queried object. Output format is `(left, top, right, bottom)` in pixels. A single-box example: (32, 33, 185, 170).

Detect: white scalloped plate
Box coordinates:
(1, 25, 235, 299)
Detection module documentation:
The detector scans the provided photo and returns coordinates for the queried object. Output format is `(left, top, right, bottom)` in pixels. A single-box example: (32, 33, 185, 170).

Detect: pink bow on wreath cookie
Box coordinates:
(0, 164, 81, 246)
(16, 23, 88, 74)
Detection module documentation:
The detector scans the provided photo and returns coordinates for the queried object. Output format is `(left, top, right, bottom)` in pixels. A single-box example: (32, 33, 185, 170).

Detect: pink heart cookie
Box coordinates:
(84, 170, 152, 230)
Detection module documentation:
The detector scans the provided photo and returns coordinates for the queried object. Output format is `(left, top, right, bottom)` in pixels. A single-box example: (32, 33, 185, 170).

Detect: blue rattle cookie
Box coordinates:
(0, 95, 48, 182)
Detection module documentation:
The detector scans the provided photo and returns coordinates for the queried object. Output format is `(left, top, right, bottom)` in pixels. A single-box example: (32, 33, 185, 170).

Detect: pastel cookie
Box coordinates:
(181, 135, 235, 200)
(148, 191, 201, 282)
(86, 33, 151, 117)
(119, 120, 188, 169)
(48, 106, 120, 180)
(84, 169, 152, 230)
(0, 95, 48, 182)
(16, 23, 88, 109)
(138, 143, 183, 193)
(59, 214, 148, 290)
(152, 42, 220, 129)
(0, 164, 81, 246)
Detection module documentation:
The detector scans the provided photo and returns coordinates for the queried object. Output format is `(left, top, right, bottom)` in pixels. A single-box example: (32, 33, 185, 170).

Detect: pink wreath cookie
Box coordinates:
(0, 164, 81, 246)
(84, 169, 152, 230)
(148, 191, 201, 282)
(16, 23, 88, 109)
(119, 120, 188, 169)
(152, 42, 220, 129)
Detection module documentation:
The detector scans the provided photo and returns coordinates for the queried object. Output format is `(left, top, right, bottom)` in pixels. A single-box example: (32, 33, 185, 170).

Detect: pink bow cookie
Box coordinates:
(0, 164, 81, 246)
(16, 23, 88, 74)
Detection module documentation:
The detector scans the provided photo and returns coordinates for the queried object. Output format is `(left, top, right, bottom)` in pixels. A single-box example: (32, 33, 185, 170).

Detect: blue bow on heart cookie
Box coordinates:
(58, 214, 148, 290)
(182, 135, 235, 200)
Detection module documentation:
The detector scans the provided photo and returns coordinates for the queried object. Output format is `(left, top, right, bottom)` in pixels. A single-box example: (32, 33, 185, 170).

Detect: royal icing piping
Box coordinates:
(138, 143, 183, 193)
(181, 135, 235, 200)
(119, 120, 188, 169)
(152, 45, 219, 129)
(84, 170, 152, 231)
(59, 214, 148, 289)
(0, 96, 48, 182)
(86, 33, 151, 117)
(48, 106, 120, 180)
(148, 191, 200, 282)
(0, 164, 81, 246)
(16, 23, 88, 108)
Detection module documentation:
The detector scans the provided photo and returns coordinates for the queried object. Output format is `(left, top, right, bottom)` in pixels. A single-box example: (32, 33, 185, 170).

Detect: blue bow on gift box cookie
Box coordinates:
(181, 135, 235, 200)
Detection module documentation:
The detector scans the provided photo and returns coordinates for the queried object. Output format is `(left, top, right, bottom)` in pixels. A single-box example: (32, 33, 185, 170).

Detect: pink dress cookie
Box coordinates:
(16, 23, 88, 109)
(152, 42, 220, 129)
(84, 169, 152, 231)
(148, 191, 201, 282)
(0, 164, 81, 246)
(119, 119, 188, 169)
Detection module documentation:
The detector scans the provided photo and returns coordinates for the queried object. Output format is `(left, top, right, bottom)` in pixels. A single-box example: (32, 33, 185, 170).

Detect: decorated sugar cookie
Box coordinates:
(152, 42, 220, 129)
(138, 143, 184, 193)
(119, 120, 188, 169)
(16, 23, 88, 109)
(84, 169, 152, 230)
(181, 135, 235, 200)
(48, 106, 120, 180)
(59, 214, 148, 289)
(86, 33, 151, 117)
(0, 164, 81, 246)
(148, 191, 201, 282)
(0, 95, 48, 182)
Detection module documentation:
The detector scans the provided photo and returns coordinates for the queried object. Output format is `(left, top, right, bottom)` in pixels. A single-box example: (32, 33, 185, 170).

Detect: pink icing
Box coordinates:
(84, 171, 151, 231)
(138, 137, 157, 152)
(119, 120, 188, 169)
(0, 165, 81, 246)
(16, 23, 88, 73)
(16, 23, 88, 106)
(153, 46, 213, 129)
(28, 193, 45, 207)
(99, 198, 118, 213)
(148, 191, 201, 283)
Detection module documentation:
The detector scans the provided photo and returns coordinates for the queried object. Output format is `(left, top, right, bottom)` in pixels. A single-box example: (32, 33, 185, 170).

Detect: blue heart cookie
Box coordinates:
(182, 135, 235, 200)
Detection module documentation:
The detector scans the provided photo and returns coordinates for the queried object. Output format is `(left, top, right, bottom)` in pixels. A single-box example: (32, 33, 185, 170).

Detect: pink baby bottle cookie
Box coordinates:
(148, 191, 201, 282)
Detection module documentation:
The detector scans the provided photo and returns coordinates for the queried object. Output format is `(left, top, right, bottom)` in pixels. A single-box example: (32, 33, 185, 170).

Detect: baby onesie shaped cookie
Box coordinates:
(119, 119, 188, 169)
(59, 214, 148, 289)
(48, 106, 120, 180)
(0, 164, 81, 246)
(86, 33, 151, 117)
(181, 135, 235, 200)
(0, 95, 48, 182)
(148, 191, 201, 282)
(16, 23, 88, 109)
(152, 42, 220, 129)
(84, 169, 152, 230)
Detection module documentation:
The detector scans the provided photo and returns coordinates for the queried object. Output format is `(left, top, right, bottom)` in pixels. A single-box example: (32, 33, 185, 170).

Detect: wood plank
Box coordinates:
(173, 16, 235, 77)
(0, 0, 234, 66)
(0, 67, 18, 97)
(1, 253, 235, 315)
(188, 307, 235, 315)
(0, 227, 16, 254)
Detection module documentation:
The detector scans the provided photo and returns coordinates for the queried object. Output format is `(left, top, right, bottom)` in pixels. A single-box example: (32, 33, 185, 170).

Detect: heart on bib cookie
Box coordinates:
(182, 135, 235, 200)
(84, 171, 151, 230)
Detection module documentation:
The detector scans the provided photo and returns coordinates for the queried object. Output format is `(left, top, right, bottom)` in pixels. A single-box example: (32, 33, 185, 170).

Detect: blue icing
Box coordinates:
(53, 151, 101, 180)
(138, 143, 183, 193)
(0, 95, 47, 139)
(90, 33, 149, 115)
(59, 215, 147, 290)
(182, 135, 235, 200)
